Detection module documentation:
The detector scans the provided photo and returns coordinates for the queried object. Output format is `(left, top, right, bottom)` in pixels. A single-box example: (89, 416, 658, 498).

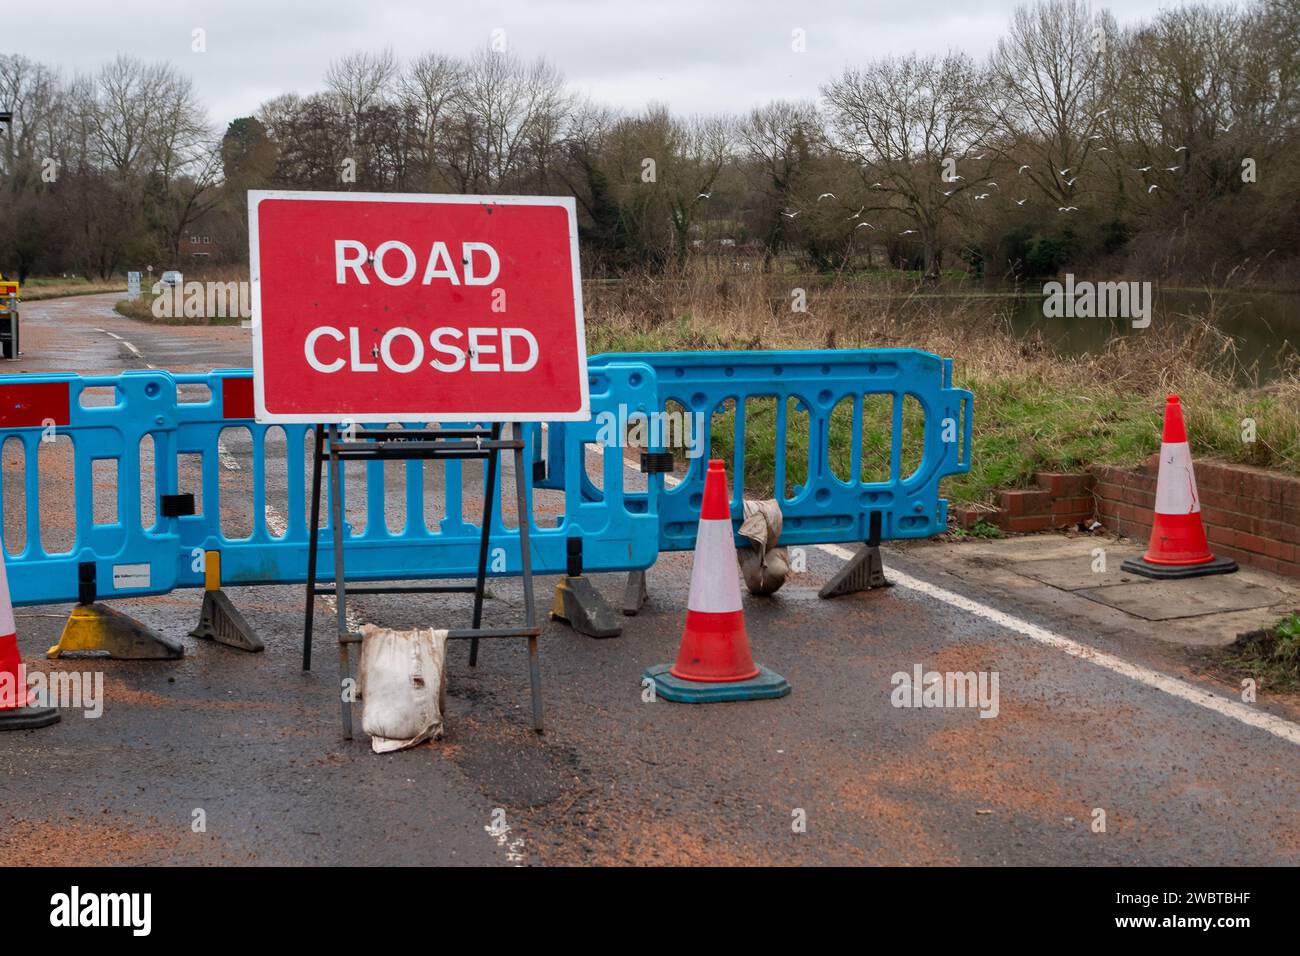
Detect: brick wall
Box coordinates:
(953, 459, 1300, 580)
(1093, 457, 1300, 579)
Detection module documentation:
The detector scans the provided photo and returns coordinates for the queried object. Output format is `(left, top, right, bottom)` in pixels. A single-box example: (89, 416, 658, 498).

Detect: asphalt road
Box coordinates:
(2, 292, 1298, 866)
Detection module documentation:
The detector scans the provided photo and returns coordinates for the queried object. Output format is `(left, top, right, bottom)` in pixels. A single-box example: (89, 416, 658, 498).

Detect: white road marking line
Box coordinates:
(94, 327, 153, 367)
(817, 542, 1300, 748)
(483, 822, 526, 865)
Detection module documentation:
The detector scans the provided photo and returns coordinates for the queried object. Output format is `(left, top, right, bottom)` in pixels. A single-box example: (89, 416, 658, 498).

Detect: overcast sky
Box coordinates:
(10, 0, 1176, 127)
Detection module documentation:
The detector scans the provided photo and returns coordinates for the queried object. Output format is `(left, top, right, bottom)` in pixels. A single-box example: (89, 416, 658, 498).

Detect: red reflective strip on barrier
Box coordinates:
(222, 378, 255, 420)
(0, 382, 71, 428)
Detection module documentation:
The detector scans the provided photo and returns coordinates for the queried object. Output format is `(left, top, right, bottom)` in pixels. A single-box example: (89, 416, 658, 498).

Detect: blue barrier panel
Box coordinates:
(0, 348, 970, 607)
(0, 371, 182, 606)
(168, 364, 660, 589)
(0, 363, 660, 606)
(587, 349, 972, 552)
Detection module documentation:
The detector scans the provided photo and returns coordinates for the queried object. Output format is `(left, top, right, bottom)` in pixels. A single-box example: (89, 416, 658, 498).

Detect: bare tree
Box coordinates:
(449, 48, 570, 192)
(824, 52, 998, 279)
(740, 100, 820, 268)
(989, 0, 1118, 204)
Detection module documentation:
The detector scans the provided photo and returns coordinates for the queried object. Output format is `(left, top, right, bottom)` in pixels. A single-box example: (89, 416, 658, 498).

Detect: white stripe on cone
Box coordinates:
(687, 518, 743, 614)
(0, 549, 14, 637)
(1153, 441, 1200, 515)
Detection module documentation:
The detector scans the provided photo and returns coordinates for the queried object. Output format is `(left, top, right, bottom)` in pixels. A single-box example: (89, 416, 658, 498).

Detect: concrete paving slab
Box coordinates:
(1076, 577, 1286, 621)
(1011, 553, 1149, 591)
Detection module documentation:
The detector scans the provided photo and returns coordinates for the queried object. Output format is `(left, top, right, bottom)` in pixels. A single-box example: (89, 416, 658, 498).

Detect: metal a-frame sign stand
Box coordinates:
(301, 422, 542, 738)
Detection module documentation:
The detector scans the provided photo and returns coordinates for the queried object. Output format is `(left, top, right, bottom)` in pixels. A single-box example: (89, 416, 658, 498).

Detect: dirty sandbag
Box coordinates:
(358, 625, 449, 754)
(737, 498, 791, 595)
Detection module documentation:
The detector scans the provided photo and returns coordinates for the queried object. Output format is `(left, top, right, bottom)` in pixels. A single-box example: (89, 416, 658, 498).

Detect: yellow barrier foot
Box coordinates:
(550, 575, 622, 638)
(190, 589, 264, 652)
(48, 603, 184, 660)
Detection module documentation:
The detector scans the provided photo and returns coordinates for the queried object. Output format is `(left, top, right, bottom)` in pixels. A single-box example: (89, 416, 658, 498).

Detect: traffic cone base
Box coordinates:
(644, 662, 790, 703)
(0, 705, 61, 731)
(1121, 553, 1237, 580)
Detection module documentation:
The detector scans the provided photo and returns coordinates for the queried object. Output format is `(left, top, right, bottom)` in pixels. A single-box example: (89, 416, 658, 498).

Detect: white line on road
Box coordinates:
(817, 542, 1300, 748)
(93, 327, 153, 368)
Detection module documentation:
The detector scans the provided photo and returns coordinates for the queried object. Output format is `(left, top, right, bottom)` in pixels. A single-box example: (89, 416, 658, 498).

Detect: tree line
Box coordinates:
(1, 0, 1297, 283)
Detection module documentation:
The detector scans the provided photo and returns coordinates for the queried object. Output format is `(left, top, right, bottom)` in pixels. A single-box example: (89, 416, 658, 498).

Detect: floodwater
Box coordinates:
(997, 288, 1297, 383)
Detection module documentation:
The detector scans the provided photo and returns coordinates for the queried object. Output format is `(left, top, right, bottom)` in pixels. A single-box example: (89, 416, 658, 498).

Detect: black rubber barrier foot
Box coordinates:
(191, 589, 264, 652)
(819, 544, 891, 598)
(622, 569, 648, 616)
(0, 706, 61, 731)
(551, 575, 623, 638)
(1120, 554, 1239, 580)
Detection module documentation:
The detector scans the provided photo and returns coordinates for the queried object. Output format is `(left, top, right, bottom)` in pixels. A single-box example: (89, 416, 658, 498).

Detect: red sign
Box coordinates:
(249, 191, 589, 422)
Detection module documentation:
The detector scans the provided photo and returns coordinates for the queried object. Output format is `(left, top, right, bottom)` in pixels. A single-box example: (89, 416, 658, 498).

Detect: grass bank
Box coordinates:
(16, 277, 127, 301)
(114, 293, 243, 326)
(583, 271, 1300, 505)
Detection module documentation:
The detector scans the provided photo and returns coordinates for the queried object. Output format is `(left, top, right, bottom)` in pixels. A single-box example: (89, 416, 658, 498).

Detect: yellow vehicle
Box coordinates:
(0, 274, 19, 359)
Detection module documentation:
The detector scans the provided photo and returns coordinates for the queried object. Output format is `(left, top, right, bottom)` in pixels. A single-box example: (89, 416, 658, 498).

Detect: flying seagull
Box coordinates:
(1065, 177, 1079, 186)
(847, 206, 863, 220)
(1173, 145, 1188, 153)
(1147, 184, 1159, 193)
(1018, 165, 1031, 174)
(985, 181, 999, 188)
(817, 192, 835, 201)
(696, 191, 711, 200)
(782, 210, 799, 218)
(1133, 165, 1152, 172)
(1015, 198, 1027, 205)
(854, 221, 877, 230)
(899, 229, 917, 235)
(1058, 206, 1078, 213)
(1163, 165, 1180, 172)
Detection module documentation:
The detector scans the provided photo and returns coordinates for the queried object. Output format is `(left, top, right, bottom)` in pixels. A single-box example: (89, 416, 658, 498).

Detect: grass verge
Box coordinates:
(16, 277, 127, 301)
(114, 295, 244, 326)
(1222, 611, 1300, 690)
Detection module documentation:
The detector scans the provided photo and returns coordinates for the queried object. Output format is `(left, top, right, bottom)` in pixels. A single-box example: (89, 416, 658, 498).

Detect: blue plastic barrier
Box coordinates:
(0, 371, 183, 605)
(0, 349, 972, 607)
(586, 349, 972, 551)
(0, 363, 660, 605)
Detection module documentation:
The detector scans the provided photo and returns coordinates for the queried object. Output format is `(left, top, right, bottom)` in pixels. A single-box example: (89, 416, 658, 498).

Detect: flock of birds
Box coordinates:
(691, 132, 1192, 237)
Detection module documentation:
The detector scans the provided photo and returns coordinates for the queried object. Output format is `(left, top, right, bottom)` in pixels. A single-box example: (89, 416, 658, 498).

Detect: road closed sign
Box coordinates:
(248, 190, 589, 422)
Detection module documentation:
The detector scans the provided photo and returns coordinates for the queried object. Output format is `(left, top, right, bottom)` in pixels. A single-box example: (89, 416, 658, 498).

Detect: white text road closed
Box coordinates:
(249, 191, 589, 423)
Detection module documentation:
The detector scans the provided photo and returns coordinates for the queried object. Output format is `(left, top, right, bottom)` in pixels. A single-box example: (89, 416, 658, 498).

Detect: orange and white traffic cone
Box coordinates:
(1121, 394, 1238, 580)
(643, 459, 790, 702)
(0, 550, 60, 730)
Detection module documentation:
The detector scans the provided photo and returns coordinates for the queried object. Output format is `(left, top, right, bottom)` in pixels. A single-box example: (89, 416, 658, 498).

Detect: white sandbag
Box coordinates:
(738, 498, 791, 595)
(358, 624, 449, 753)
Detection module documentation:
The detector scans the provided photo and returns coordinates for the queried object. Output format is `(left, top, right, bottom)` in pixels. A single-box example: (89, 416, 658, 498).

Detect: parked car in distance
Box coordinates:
(160, 270, 184, 288)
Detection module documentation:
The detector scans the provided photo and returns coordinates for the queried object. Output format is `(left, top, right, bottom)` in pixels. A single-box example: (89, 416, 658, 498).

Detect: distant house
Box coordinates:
(179, 234, 216, 258)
